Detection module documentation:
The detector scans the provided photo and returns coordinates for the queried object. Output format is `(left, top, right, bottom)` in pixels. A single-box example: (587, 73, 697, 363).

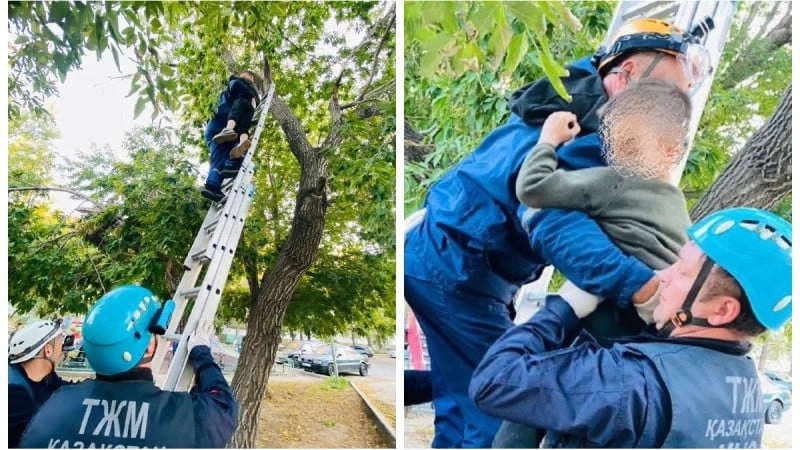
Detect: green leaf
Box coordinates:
(467, 3, 497, 38)
(507, 2, 545, 34)
(487, 27, 512, 71)
(110, 45, 121, 71)
(134, 97, 146, 118)
(419, 33, 456, 78)
(504, 33, 529, 77)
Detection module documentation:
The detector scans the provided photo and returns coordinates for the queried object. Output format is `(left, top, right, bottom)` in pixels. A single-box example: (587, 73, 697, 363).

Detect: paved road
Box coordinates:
(287, 353, 397, 410)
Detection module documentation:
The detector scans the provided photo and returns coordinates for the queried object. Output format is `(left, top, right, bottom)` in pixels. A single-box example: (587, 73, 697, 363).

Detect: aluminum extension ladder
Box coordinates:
(513, 0, 739, 323)
(150, 83, 276, 391)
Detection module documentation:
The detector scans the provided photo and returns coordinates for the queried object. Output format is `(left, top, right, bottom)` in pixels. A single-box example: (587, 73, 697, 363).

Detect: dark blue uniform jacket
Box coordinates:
(18, 346, 238, 449)
(469, 297, 758, 448)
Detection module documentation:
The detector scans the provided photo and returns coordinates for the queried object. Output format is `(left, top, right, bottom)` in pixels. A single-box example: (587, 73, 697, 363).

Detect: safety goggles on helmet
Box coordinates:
(602, 32, 711, 94)
(676, 43, 711, 95)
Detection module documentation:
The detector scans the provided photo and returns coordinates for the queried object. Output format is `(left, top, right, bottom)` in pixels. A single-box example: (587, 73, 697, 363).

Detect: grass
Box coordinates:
(322, 375, 350, 390)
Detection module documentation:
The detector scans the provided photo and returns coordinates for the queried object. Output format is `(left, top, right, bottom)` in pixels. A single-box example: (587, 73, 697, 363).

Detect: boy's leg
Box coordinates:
(230, 103, 255, 159)
(405, 273, 513, 448)
(213, 119, 238, 144)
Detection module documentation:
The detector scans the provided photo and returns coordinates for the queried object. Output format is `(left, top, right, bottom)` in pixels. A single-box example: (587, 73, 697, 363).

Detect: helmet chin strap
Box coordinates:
(657, 257, 718, 337)
(640, 52, 666, 79)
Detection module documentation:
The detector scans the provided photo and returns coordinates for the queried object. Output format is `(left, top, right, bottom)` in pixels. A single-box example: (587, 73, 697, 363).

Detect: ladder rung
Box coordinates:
(177, 287, 201, 300)
(190, 247, 211, 263)
(163, 332, 182, 342)
(205, 218, 220, 234)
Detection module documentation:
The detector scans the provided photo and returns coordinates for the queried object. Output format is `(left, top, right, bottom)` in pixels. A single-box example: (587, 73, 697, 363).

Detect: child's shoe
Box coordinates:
(213, 128, 238, 144)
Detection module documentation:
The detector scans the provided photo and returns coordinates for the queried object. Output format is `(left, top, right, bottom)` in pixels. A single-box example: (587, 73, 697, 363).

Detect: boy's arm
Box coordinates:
(519, 206, 658, 307)
(516, 142, 618, 215)
(227, 78, 255, 99)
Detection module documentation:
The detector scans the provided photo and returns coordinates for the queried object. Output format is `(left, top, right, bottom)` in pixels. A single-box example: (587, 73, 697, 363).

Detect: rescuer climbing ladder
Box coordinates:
(150, 82, 276, 391)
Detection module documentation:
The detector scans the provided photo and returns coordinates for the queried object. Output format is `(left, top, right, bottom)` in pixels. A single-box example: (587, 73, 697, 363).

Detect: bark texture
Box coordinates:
(690, 85, 791, 220)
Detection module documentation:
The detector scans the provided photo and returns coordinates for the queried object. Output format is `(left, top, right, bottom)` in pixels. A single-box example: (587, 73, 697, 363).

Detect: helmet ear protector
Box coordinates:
(149, 299, 175, 336)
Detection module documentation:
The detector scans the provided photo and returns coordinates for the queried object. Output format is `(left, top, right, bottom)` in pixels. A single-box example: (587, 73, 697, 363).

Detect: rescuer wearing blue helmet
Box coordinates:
(470, 207, 792, 448)
(18, 285, 239, 448)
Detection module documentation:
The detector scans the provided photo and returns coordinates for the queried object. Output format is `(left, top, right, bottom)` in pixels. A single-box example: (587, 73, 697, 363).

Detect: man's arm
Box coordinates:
(520, 207, 658, 307)
(189, 346, 239, 448)
(469, 297, 662, 446)
(516, 142, 618, 215)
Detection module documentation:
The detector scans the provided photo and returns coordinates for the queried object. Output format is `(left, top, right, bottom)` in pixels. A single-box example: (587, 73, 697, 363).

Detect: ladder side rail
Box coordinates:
(669, 0, 738, 184)
(174, 189, 255, 391)
(163, 188, 256, 391)
(161, 84, 275, 390)
(152, 200, 234, 378)
(161, 178, 253, 390)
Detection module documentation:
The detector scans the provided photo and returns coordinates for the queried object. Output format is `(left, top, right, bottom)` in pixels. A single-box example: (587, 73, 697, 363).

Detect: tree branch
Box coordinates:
(321, 6, 395, 150)
(354, 9, 395, 102)
(33, 230, 79, 251)
(8, 185, 105, 209)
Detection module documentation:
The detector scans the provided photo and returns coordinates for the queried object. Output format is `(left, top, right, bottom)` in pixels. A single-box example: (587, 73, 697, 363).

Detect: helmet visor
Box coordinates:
(678, 44, 711, 95)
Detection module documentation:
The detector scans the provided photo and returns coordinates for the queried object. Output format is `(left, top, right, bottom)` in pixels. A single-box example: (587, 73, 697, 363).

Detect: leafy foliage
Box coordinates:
(9, 125, 205, 316)
(9, 2, 396, 347)
(404, 1, 613, 212)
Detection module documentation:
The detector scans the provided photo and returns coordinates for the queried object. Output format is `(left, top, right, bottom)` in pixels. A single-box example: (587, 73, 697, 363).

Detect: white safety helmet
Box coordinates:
(8, 320, 62, 364)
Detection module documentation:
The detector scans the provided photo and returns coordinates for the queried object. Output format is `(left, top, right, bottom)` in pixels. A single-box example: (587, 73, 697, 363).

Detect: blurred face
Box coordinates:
(652, 241, 706, 329)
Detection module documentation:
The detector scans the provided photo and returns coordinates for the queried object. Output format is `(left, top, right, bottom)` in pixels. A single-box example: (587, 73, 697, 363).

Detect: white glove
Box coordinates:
(634, 279, 663, 325)
(187, 320, 215, 352)
(559, 280, 601, 319)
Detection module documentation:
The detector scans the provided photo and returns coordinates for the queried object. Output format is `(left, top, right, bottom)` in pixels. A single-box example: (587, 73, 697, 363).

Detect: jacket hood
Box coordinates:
(228, 75, 261, 103)
(509, 57, 608, 134)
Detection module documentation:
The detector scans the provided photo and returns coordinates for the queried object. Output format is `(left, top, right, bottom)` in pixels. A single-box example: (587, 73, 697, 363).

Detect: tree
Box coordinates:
(228, 8, 395, 445)
(9, 2, 395, 447)
(9, 125, 206, 315)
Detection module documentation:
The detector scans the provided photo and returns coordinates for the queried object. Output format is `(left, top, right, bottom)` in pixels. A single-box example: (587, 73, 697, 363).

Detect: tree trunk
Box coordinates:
(230, 88, 329, 448)
(758, 343, 770, 372)
(405, 117, 433, 163)
(689, 85, 791, 220)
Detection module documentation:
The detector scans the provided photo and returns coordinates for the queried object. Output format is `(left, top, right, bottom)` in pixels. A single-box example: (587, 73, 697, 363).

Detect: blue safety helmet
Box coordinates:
(83, 285, 162, 375)
(687, 207, 792, 330)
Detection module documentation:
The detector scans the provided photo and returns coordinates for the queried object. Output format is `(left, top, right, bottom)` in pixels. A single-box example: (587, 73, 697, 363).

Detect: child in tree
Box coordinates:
(201, 70, 260, 202)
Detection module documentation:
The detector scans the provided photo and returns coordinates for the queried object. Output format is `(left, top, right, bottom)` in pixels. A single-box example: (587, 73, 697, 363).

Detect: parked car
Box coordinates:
(764, 371, 792, 393)
(351, 345, 374, 358)
(389, 349, 397, 358)
(761, 372, 792, 424)
(276, 340, 324, 366)
(300, 345, 369, 376)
